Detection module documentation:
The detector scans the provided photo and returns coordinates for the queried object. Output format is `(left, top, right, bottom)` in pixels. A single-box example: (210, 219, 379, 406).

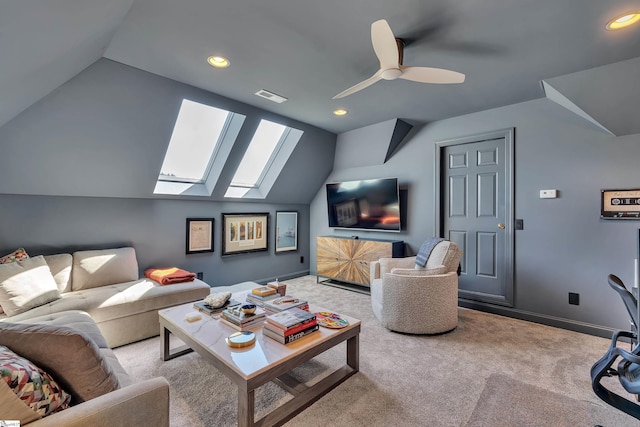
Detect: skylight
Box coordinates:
(158, 100, 229, 183)
(225, 119, 303, 199)
(154, 99, 245, 196)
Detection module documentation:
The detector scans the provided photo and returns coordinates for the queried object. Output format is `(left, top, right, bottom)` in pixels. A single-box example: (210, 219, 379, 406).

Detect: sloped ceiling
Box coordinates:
(0, 0, 134, 128)
(1, 0, 640, 135)
(543, 56, 640, 136)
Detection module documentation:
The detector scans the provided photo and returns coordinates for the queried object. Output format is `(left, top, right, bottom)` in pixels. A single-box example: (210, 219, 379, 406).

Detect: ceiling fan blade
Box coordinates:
(371, 19, 399, 69)
(399, 66, 465, 84)
(332, 70, 384, 99)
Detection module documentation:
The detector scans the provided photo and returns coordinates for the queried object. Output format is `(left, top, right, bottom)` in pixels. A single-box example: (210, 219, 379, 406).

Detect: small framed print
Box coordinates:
(186, 218, 214, 254)
(222, 213, 269, 256)
(275, 211, 298, 253)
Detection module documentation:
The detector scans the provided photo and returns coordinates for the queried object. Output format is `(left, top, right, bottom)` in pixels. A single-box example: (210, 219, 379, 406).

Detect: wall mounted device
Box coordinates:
(539, 189, 557, 199)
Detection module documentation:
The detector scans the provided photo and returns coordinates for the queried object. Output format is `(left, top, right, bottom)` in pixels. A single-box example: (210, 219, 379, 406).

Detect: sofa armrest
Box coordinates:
(390, 265, 448, 276)
(28, 377, 169, 427)
(378, 257, 417, 277)
(370, 261, 381, 282)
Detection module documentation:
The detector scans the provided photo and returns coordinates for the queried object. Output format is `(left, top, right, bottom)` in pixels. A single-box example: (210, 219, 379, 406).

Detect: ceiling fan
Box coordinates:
(333, 19, 465, 99)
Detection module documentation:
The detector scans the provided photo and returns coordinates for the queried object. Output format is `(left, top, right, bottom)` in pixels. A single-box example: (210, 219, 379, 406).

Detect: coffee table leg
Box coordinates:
(238, 385, 255, 427)
(161, 326, 171, 361)
(347, 334, 359, 371)
(160, 325, 193, 361)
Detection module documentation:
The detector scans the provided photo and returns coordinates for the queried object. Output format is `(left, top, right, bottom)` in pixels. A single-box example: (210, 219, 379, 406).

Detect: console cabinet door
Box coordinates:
(317, 237, 344, 279)
(339, 239, 392, 285)
(317, 237, 398, 286)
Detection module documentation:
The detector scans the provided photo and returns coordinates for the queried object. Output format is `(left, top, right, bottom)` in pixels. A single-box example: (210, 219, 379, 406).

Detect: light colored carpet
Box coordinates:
(465, 374, 632, 427)
(113, 275, 638, 426)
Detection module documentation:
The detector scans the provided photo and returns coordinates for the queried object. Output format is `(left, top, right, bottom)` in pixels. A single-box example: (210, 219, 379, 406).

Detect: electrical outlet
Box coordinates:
(197, 272, 203, 280)
(569, 292, 579, 305)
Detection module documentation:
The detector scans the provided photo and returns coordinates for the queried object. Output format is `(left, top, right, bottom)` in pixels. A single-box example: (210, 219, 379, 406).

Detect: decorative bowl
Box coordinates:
(240, 304, 257, 314)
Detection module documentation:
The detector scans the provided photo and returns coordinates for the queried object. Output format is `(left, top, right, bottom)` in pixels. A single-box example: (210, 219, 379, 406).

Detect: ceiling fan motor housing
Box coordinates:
(381, 68, 403, 80)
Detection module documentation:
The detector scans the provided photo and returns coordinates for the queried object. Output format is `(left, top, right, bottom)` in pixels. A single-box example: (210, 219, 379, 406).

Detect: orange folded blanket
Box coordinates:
(145, 267, 196, 285)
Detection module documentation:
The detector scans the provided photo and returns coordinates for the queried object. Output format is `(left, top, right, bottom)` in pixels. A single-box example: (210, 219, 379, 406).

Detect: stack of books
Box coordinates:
(193, 299, 241, 316)
(263, 307, 319, 344)
(262, 295, 309, 314)
(220, 306, 266, 331)
(245, 286, 280, 307)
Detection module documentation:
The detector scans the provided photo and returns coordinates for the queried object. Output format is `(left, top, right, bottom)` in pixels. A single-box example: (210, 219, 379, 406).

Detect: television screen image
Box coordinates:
(326, 178, 401, 231)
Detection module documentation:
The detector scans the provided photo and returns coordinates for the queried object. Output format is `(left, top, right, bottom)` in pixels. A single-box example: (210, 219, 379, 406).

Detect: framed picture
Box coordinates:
(601, 189, 640, 219)
(275, 211, 298, 253)
(186, 218, 214, 254)
(222, 213, 269, 256)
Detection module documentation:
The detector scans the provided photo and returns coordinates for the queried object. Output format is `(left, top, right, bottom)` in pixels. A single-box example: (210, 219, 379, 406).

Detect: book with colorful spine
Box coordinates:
(262, 324, 319, 344)
(264, 307, 315, 329)
(263, 317, 318, 337)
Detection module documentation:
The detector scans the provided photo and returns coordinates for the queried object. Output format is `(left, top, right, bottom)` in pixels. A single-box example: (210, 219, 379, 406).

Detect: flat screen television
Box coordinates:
(326, 178, 401, 232)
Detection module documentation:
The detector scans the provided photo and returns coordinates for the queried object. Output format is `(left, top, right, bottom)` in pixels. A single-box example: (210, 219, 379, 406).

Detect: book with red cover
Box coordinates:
(265, 307, 315, 329)
(263, 324, 319, 344)
(264, 319, 318, 337)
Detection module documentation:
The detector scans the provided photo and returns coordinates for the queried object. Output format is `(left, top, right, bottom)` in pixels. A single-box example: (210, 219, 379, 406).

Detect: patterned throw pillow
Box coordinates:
(0, 345, 71, 417)
(0, 248, 30, 265)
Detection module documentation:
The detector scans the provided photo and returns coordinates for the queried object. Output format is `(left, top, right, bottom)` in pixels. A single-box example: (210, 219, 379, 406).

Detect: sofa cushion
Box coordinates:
(0, 248, 29, 264)
(72, 247, 139, 291)
(0, 249, 31, 315)
(6, 279, 210, 326)
(0, 345, 71, 421)
(0, 256, 62, 316)
(43, 253, 73, 293)
(0, 320, 121, 404)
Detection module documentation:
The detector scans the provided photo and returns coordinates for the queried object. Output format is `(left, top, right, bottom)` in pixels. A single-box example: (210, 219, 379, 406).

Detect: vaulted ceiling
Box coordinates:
(2, 0, 640, 134)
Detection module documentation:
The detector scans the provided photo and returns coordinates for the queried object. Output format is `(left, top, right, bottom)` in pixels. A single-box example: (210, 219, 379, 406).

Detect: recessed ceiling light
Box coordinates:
(333, 109, 348, 116)
(606, 12, 640, 30)
(207, 56, 230, 68)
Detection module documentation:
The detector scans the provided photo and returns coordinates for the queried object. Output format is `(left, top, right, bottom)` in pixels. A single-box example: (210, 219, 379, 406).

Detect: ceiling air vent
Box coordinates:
(254, 89, 288, 103)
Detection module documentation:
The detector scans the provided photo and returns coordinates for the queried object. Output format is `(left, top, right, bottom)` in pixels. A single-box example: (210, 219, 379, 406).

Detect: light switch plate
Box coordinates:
(540, 189, 557, 199)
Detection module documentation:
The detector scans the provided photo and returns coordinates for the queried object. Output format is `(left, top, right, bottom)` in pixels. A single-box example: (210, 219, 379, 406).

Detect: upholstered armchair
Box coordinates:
(370, 240, 462, 334)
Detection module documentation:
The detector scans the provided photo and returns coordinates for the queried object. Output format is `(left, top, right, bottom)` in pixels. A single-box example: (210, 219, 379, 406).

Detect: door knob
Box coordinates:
(498, 223, 505, 229)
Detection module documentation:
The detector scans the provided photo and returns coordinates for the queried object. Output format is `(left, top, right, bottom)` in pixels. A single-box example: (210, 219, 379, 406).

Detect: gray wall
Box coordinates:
(0, 58, 335, 287)
(0, 194, 309, 287)
(0, 58, 335, 204)
(310, 97, 640, 335)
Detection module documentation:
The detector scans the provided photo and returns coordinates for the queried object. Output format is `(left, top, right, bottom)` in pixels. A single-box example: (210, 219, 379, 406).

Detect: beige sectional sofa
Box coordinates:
(0, 247, 211, 425)
(1, 247, 211, 347)
(1, 311, 170, 426)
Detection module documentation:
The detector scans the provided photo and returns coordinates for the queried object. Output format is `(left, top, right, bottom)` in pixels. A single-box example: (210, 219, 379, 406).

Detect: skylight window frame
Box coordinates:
(157, 113, 233, 185)
(225, 121, 303, 200)
(229, 126, 292, 190)
(154, 99, 246, 197)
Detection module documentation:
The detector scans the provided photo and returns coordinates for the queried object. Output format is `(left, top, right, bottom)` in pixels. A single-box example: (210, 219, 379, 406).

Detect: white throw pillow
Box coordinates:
(72, 247, 139, 291)
(0, 256, 61, 316)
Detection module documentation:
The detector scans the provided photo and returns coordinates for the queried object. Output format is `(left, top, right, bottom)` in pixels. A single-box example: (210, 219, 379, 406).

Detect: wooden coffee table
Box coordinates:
(158, 292, 361, 427)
